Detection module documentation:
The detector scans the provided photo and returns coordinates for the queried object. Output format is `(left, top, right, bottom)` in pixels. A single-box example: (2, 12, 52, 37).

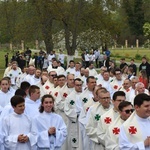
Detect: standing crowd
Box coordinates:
(1, 48, 150, 150)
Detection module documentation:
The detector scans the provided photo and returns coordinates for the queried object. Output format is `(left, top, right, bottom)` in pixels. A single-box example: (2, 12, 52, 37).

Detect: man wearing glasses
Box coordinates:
(97, 91, 126, 148)
(42, 70, 57, 96)
(105, 101, 133, 150)
(119, 93, 150, 150)
(64, 78, 83, 150)
(110, 68, 124, 94)
(86, 88, 112, 150)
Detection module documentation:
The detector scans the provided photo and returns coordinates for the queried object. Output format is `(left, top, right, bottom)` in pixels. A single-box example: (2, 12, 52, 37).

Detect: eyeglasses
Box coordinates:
(50, 74, 57, 77)
(123, 109, 134, 114)
(101, 97, 111, 101)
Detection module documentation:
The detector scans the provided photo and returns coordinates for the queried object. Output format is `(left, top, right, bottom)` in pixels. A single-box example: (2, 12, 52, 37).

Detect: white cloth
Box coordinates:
(119, 112, 150, 150)
(86, 103, 111, 150)
(97, 108, 119, 147)
(105, 116, 124, 150)
(24, 98, 41, 120)
(2, 112, 37, 150)
(64, 89, 82, 149)
(33, 112, 67, 150)
(7, 69, 22, 85)
(0, 90, 14, 108)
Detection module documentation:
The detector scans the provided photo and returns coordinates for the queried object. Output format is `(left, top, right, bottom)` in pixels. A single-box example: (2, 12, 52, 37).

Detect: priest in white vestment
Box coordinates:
(64, 78, 83, 150)
(86, 89, 112, 150)
(119, 93, 150, 150)
(78, 76, 97, 150)
(105, 101, 133, 150)
(97, 91, 126, 148)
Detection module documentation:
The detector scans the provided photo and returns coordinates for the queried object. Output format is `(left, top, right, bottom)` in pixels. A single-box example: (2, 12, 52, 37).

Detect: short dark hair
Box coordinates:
(113, 91, 125, 101)
(96, 87, 107, 96)
(39, 94, 55, 113)
(74, 78, 82, 83)
(134, 93, 150, 107)
(15, 89, 26, 97)
(20, 81, 30, 91)
(69, 60, 75, 63)
(118, 101, 132, 111)
(29, 85, 40, 96)
(11, 95, 25, 107)
(86, 76, 95, 83)
(57, 75, 66, 79)
(114, 68, 121, 75)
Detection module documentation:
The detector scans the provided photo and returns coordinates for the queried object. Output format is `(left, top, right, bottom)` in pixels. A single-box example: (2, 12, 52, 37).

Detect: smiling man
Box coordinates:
(119, 93, 150, 150)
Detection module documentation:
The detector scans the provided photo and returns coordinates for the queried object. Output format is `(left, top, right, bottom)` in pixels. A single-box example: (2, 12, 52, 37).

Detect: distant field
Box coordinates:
(0, 47, 149, 79)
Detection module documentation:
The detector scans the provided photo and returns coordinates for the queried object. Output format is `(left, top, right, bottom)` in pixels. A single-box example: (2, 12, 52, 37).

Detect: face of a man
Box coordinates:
(99, 92, 111, 109)
(12, 64, 17, 70)
(113, 96, 125, 111)
(120, 105, 133, 121)
(135, 101, 150, 118)
(58, 77, 66, 88)
(67, 74, 74, 88)
(115, 71, 122, 80)
(137, 84, 145, 93)
(28, 66, 35, 75)
(49, 71, 57, 83)
(123, 79, 131, 90)
(70, 62, 75, 68)
(35, 70, 41, 78)
(131, 78, 139, 89)
(74, 80, 82, 93)
(87, 78, 97, 91)
(103, 72, 110, 81)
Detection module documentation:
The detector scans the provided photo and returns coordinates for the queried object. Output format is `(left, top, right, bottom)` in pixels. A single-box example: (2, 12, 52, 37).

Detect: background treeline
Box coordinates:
(0, 0, 149, 55)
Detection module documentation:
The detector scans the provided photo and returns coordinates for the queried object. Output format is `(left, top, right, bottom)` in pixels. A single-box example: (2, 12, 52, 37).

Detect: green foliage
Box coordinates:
(135, 53, 142, 60)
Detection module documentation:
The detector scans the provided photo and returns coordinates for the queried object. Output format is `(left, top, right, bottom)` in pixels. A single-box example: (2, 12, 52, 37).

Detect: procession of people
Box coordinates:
(0, 48, 150, 150)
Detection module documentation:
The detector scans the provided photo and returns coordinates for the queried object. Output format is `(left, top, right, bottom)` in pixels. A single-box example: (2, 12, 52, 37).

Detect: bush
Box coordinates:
(135, 54, 142, 60)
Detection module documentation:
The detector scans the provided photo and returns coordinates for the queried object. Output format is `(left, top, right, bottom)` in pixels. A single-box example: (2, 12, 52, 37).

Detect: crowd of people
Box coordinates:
(0, 48, 150, 150)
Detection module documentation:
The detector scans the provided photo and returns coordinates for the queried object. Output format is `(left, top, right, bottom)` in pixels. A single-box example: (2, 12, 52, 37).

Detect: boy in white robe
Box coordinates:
(105, 101, 133, 150)
(119, 93, 150, 150)
(33, 94, 67, 150)
(24, 85, 41, 119)
(97, 91, 126, 148)
(1, 95, 37, 150)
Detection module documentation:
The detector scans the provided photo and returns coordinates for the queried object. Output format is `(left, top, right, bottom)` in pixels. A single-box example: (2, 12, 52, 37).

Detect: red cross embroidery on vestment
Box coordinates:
(113, 127, 120, 135)
(129, 126, 137, 134)
(104, 117, 111, 124)
(55, 92, 58, 97)
(63, 93, 68, 98)
(45, 86, 50, 89)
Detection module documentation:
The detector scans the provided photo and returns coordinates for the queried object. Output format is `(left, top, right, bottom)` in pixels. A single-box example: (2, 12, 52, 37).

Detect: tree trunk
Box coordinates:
(42, 19, 53, 54)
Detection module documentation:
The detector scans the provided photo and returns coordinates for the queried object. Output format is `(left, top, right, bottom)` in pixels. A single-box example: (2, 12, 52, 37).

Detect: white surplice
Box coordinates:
(2, 112, 37, 150)
(0, 90, 14, 108)
(33, 112, 67, 150)
(64, 89, 82, 150)
(86, 103, 111, 150)
(119, 112, 150, 150)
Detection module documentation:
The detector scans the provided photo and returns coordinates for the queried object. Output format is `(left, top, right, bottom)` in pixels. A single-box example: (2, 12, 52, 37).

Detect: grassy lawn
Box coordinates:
(0, 47, 149, 79)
